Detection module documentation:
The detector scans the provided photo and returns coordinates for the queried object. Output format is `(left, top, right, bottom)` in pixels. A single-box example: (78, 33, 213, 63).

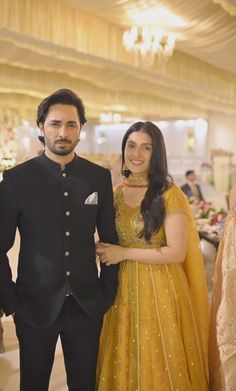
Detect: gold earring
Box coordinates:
(122, 162, 128, 171)
(122, 162, 129, 176)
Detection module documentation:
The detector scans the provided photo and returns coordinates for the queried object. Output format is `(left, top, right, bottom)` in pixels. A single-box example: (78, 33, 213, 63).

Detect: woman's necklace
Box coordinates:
(123, 173, 148, 188)
(122, 182, 148, 188)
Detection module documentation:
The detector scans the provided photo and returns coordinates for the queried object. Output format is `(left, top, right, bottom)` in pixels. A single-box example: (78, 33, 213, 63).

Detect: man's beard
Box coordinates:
(46, 138, 79, 156)
(53, 148, 73, 156)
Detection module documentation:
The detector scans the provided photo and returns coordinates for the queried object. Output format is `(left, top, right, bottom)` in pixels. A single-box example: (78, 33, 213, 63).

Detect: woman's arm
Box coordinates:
(96, 213, 188, 265)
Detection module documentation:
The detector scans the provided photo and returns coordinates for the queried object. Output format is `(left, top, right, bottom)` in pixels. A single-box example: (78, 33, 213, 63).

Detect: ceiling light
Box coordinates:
(123, 26, 175, 66)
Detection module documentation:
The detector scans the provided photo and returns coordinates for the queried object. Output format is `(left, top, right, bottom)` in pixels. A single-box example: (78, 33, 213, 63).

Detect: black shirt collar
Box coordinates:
(37, 152, 78, 173)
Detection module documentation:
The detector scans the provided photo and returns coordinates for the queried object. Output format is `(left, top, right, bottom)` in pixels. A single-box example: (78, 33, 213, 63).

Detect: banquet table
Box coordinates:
(196, 218, 222, 249)
(198, 230, 220, 249)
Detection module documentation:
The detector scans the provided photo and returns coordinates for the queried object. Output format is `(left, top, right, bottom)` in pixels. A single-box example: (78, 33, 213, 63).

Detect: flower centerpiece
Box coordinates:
(194, 200, 227, 237)
(210, 208, 227, 225)
(195, 200, 216, 219)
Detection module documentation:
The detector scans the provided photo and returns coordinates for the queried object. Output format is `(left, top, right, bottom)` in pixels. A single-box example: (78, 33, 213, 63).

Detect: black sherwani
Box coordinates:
(0, 153, 118, 325)
(0, 153, 119, 391)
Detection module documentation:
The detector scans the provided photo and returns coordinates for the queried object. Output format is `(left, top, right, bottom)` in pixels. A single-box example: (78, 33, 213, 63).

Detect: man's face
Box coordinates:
(39, 104, 81, 156)
(188, 172, 197, 182)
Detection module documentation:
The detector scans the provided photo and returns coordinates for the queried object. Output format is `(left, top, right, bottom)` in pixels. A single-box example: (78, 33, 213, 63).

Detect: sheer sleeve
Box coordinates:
(164, 183, 189, 218)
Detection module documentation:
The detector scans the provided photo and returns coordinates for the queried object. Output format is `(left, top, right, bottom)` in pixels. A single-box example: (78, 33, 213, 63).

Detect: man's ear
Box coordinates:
(38, 123, 44, 135)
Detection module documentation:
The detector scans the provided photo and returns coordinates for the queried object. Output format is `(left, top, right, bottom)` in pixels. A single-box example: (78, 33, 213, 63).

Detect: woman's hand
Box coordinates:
(96, 242, 126, 266)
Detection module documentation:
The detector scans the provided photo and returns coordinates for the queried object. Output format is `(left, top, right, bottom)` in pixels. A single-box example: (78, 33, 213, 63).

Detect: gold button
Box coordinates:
(62, 172, 67, 177)
(65, 251, 69, 256)
(65, 231, 70, 236)
(66, 211, 70, 216)
(64, 192, 68, 196)
(66, 271, 70, 276)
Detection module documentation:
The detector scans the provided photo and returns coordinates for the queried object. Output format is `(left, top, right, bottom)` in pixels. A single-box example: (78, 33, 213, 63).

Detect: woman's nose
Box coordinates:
(132, 147, 142, 157)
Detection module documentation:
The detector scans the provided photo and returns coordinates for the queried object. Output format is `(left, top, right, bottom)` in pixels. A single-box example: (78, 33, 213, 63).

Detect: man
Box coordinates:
(181, 169, 204, 202)
(0, 89, 119, 391)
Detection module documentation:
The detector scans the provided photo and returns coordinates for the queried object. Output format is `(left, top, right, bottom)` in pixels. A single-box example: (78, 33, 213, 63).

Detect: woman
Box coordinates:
(96, 121, 209, 390)
(209, 184, 236, 391)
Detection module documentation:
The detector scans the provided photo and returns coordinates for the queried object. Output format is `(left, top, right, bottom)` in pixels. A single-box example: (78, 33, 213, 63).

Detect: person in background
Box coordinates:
(181, 169, 204, 202)
(96, 121, 209, 391)
(0, 88, 119, 391)
(209, 183, 236, 391)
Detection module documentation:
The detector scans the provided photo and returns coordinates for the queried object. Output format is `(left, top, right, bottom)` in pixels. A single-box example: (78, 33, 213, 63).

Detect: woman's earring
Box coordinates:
(122, 163, 130, 177)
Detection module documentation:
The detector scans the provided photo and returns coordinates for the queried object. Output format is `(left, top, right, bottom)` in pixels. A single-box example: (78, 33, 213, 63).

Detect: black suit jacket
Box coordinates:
(180, 183, 204, 201)
(0, 153, 119, 327)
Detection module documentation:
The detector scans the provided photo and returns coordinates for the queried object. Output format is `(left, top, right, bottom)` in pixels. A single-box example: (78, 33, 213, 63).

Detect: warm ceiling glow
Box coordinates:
(122, 5, 189, 66)
(110, 105, 127, 112)
(127, 6, 189, 29)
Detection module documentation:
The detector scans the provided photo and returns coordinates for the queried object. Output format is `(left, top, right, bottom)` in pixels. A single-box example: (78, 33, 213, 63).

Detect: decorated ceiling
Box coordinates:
(0, 0, 236, 123)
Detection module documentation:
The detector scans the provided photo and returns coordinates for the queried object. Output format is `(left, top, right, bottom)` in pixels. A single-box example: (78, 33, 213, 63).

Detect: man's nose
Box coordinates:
(58, 124, 68, 137)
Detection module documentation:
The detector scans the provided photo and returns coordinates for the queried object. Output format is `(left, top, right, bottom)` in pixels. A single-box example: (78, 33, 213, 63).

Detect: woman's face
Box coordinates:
(124, 131, 153, 176)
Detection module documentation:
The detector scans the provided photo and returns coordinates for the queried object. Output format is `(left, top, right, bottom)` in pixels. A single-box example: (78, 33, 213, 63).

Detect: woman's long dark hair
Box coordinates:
(121, 121, 172, 243)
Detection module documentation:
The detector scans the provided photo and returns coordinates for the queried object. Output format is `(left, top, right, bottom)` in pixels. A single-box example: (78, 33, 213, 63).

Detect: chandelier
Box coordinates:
(123, 26, 176, 66)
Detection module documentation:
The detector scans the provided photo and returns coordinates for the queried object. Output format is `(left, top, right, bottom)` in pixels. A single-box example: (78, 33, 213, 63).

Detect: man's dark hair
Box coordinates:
(185, 170, 195, 177)
(36, 88, 87, 126)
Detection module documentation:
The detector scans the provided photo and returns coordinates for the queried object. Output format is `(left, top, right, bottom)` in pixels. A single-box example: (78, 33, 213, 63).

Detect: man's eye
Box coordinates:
(68, 124, 77, 128)
(51, 123, 60, 128)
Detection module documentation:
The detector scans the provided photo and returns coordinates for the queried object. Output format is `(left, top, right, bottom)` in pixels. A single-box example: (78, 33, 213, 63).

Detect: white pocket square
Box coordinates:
(84, 192, 98, 205)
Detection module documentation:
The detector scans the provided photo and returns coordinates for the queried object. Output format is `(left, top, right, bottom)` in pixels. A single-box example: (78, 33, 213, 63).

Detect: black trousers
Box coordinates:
(14, 296, 103, 391)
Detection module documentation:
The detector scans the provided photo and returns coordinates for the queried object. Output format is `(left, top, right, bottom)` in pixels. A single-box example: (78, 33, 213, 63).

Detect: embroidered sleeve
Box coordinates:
(164, 184, 189, 217)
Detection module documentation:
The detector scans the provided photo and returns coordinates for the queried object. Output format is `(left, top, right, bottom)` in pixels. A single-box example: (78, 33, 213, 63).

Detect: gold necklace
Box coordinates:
(122, 182, 148, 188)
(123, 173, 148, 188)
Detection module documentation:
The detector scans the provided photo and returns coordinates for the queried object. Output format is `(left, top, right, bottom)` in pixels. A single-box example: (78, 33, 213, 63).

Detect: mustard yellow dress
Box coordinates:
(97, 183, 209, 391)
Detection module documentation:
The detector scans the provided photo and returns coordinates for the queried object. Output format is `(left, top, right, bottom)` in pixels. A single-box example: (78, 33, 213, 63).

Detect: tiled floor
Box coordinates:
(0, 238, 217, 391)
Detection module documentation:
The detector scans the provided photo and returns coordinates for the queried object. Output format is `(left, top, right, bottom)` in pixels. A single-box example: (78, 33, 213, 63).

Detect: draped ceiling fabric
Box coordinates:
(0, 0, 236, 122)
(213, 0, 236, 15)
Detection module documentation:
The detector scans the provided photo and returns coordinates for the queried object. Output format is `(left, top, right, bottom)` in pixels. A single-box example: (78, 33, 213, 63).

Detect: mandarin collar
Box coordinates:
(37, 152, 78, 172)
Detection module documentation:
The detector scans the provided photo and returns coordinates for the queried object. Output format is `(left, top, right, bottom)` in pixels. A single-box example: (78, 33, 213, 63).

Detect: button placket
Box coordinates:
(62, 170, 71, 284)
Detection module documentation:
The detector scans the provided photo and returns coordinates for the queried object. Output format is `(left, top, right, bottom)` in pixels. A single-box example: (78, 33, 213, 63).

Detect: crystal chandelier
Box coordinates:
(123, 26, 176, 66)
